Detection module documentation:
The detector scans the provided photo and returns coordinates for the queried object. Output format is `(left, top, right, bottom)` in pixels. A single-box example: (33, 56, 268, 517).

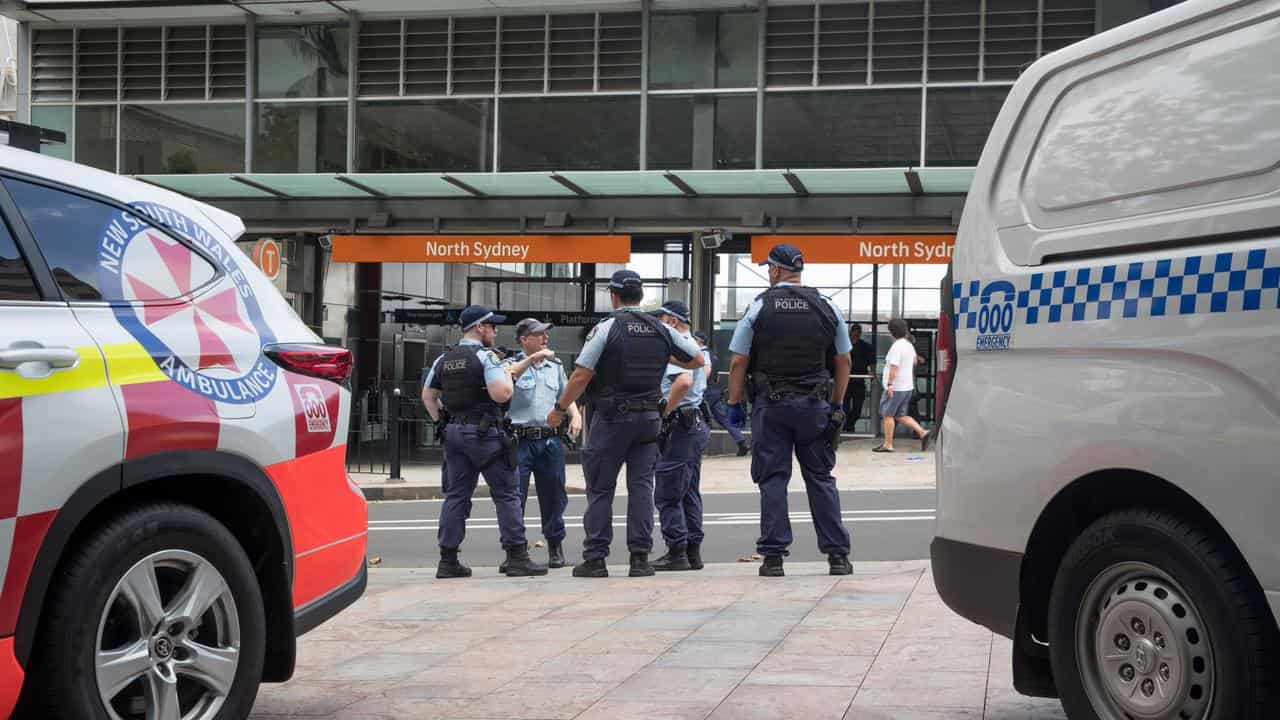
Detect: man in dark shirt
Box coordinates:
(844, 323, 875, 431)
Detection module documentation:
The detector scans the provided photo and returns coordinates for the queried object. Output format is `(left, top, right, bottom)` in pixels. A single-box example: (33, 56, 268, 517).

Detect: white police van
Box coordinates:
(930, 1, 1280, 719)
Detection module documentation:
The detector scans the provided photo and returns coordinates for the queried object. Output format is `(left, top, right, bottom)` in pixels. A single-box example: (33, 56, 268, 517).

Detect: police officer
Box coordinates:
(422, 306, 548, 578)
(503, 317, 582, 569)
(545, 270, 703, 578)
(650, 301, 711, 571)
(725, 244, 855, 577)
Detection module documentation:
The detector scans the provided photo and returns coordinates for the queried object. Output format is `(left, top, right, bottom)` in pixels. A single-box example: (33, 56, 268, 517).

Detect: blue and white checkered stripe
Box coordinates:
(954, 246, 1280, 331)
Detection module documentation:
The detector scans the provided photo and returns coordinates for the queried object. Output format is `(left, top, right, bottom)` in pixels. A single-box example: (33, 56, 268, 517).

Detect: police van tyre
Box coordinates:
(25, 503, 266, 720)
(1048, 510, 1278, 720)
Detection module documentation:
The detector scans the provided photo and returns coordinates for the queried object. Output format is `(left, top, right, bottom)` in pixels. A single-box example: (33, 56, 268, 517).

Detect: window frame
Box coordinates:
(0, 171, 226, 307)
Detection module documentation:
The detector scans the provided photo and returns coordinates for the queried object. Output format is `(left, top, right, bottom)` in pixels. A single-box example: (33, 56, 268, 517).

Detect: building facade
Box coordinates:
(4, 0, 1176, 445)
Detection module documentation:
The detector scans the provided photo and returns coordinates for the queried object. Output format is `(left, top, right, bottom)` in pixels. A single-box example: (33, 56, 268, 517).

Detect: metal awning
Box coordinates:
(136, 168, 976, 202)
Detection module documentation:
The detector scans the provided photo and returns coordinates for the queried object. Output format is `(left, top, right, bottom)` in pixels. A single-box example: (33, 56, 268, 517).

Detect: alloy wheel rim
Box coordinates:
(95, 549, 241, 720)
(1075, 561, 1215, 720)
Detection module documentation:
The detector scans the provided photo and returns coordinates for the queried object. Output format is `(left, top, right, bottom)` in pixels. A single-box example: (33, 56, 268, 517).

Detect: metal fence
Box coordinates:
(346, 381, 442, 476)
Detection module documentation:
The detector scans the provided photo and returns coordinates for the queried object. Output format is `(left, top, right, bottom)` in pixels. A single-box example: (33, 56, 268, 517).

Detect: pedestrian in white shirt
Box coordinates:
(873, 318, 930, 453)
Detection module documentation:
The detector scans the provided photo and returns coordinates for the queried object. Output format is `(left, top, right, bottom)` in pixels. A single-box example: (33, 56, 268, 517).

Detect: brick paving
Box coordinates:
(251, 561, 1067, 720)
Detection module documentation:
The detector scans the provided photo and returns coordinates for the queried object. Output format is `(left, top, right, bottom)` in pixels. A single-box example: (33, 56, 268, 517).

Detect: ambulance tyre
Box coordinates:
(30, 502, 266, 720)
(1048, 510, 1278, 720)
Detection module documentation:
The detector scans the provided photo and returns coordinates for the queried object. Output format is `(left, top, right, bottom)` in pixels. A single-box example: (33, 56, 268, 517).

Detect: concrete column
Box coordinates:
(690, 236, 715, 334)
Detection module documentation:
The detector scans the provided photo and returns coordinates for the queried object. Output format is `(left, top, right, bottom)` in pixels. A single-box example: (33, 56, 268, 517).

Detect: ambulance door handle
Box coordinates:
(0, 345, 81, 376)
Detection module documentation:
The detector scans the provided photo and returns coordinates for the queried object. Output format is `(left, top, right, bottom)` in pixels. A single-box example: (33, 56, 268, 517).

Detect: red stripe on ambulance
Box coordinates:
(0, 510, 56, 635)
(0, 400, 21, 519)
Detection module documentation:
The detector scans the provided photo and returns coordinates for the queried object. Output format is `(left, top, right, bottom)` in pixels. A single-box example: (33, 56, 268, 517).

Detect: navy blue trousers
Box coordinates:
(580, 410, 661, 560)
(750, 396, 851, 557)
(516, 437, 568, 543)
(438, 425, 527, 550)
(655, 417, 709, 548)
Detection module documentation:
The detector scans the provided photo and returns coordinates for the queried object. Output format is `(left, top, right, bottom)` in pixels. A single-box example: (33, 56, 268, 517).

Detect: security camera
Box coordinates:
(318, 234, 333, 250)
(700, 229, 727, 250)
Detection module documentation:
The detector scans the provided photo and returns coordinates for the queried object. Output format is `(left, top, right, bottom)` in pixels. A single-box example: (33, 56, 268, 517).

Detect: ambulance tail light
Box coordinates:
(264, 344, 353, 383)
(935, 266, 958, 427)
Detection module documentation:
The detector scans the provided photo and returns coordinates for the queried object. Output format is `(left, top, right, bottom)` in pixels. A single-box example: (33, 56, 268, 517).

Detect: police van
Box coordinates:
(0, 146, 367, 718)
(930, 1, 1280, 718)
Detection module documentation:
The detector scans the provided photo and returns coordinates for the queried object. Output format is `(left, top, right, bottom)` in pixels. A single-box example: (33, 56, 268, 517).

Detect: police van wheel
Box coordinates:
(28, 503, 267, 720)
(1048, 510, 1278, 720)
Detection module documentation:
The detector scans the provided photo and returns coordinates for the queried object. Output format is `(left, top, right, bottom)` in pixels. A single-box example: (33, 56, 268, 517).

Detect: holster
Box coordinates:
(657, 414, 674, 455)
(824, 409, 845, 453)
(499, 419, 518, 467)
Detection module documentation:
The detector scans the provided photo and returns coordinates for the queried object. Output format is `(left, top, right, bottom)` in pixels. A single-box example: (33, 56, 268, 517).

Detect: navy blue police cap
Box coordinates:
(654, 300, 691, 324)
(609, 269, 644, 290)
(760, 243, 804, 272)
(459, 305, 506, 331)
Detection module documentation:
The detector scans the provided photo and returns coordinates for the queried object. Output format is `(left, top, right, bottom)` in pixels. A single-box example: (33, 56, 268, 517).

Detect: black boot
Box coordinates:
(503, 544, 548, 577)
(652, 545, 692, 572)
(548, 540, 566, 569)
(498, 558, 509, 575)
(572, 557, 609, 578)
(828, 553, 853, 576)
(736, 441, 751, 457)
(629, 551, 655, 577)
(436, 548, 472, 579)
(687, 543, 704, 570)
(759, 554, 785, 577)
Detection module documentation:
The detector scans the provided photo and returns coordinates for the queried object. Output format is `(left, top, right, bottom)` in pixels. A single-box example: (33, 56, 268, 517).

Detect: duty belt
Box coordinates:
(449, 414, 500, 426)
(596, 397, 662, 415)
(512, 425, 557, 440)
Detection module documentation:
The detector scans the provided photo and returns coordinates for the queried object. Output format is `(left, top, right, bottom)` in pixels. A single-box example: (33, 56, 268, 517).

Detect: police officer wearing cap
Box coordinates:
(503, 317, 582, 569)
(651, 301, 711, 572)
(545, 270, 704, 578)
(725, 244, 855, 577)
(422, 306, 548, 579)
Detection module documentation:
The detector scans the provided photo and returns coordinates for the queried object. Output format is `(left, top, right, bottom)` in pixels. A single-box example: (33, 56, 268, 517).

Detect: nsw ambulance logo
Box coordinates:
(98, 202, 278, 404)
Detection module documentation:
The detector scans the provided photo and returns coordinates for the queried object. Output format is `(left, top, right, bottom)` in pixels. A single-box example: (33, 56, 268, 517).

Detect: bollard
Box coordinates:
(388, 387, 405, 483)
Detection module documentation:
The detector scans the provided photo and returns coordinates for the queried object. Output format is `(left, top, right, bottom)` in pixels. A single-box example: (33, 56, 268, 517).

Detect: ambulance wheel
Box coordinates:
(1048, 510, 1278, 720)
(30, 503, 266, 720)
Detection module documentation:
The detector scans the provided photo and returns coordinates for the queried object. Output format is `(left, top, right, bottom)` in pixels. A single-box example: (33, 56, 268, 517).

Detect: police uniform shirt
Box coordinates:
(504, 352, 568, 427)
(424, 337, 510, 390)
(576, 307, 702, 370)
(661, 341, 709, 409)
(728, 283, 853, 357)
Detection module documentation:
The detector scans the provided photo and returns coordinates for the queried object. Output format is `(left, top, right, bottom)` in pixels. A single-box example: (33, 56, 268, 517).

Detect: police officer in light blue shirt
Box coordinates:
(545, 270, 704, 578)
(726, 243, 855, 578)
(650, 301, 712, 572)
(422, 306, 548, 579)
(502, 317, 582, 569)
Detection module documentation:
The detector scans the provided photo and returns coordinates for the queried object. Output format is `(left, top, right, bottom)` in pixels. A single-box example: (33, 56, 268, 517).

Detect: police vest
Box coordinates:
(748, 285, 837, 390)
(586, 310, 673, 402)
(438, 345, 502, 417)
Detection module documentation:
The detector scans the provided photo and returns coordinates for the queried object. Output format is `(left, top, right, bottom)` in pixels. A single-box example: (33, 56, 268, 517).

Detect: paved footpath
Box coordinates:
(251, 561, 1067, 720)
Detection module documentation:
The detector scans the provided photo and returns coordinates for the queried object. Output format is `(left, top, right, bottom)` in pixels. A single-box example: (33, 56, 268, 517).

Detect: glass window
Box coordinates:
(255, 103, 348, 173)
(925, 87, 1009, 166)
(257, 24, 350, 98)
(357, 100, 494, 173)
(650, 12, 758, 90)
(763, 90, 921, 168)
(0, 216, 39, 301)
(3, 178, 217, 302)
(76, 106, 117, 173)
(500, 96, 640, 172)
(32, 106, 72, 162)
(648, 95, 756, 170)
(121, 104, 246, 174)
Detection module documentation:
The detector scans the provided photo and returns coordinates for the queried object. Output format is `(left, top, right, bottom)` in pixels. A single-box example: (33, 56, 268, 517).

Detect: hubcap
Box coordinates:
(1076, 562, 1215, 720)
(95, 550, 241, 720)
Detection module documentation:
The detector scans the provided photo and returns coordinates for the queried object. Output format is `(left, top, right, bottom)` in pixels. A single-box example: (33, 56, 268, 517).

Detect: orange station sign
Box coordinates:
(331, 234, 632, 264)
(751, 235, 955, 265)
